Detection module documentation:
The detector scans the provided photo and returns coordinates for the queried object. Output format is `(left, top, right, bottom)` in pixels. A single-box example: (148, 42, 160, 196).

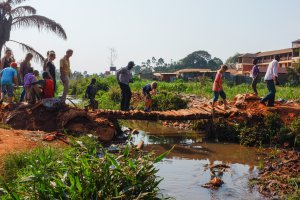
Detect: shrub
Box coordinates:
(151, 92, 188, 111)
(0, 137, 169, 199)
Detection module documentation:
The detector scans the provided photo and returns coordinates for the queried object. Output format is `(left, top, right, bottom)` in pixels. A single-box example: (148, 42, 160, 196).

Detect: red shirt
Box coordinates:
(213, 71, 223, 92)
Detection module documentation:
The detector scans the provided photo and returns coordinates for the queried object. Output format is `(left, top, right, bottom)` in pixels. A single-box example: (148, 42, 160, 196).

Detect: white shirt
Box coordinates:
(264, 59, 279, 81)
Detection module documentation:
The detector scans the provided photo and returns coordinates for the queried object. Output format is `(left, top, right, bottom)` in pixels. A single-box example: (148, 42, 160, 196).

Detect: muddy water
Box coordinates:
(123, 120, 266, 200)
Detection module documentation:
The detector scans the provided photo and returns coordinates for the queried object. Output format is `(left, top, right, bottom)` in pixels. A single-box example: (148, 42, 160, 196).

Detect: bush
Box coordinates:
(108, 86, 121, 103)
(151, 92, 188, 111)
(0, 137, 168, 199)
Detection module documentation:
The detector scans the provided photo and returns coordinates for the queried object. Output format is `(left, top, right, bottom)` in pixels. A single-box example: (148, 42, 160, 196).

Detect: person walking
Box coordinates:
(116, 61, 135, 111)
(45, 51, 57, 92)
(212, 64, 229, 111)
(250, 58, 260, 96)
(60, 49, 73, 102)
(19, 53, 33, 102)
(260, 55, 280, 107)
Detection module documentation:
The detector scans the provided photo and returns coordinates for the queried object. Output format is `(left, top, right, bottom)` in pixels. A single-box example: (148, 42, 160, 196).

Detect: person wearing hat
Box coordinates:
(116, 61, 135, 111)
(0, 62, 19, 105)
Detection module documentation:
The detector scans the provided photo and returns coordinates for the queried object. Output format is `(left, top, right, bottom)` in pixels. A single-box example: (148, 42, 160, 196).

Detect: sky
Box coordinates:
(5, 0, 300, 74)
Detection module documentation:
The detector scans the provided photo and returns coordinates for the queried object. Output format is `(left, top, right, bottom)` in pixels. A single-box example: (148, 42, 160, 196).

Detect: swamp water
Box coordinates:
(123, 120, 266, 200)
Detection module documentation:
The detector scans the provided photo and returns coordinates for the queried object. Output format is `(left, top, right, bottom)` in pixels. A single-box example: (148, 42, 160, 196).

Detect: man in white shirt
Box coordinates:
(260, 55, 280, 107)
(116, 61, 135, 111)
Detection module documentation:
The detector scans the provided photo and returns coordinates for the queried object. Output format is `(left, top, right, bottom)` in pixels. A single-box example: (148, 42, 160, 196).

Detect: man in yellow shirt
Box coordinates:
(60, 49, 73, 102)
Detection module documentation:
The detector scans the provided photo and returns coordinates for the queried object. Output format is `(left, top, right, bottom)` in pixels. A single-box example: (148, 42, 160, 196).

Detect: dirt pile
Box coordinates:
(256, 150, 300, 198)
(229, 93, 300, 124)
(0, 100, 116, 142)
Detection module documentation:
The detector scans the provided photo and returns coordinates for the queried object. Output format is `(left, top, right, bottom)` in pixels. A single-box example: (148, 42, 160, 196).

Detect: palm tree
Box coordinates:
(0, 0, 67, 62)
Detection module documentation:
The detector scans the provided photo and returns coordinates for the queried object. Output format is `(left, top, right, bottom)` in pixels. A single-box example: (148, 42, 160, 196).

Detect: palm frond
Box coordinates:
(12, 15, 67, 39)
(10, 39, 45, 63)
(6, 0, 28, 6)
(10, 6, 36, 17)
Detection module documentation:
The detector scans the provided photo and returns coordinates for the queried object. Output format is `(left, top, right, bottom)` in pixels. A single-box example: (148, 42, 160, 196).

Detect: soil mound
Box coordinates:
(0, 100, 116, 142)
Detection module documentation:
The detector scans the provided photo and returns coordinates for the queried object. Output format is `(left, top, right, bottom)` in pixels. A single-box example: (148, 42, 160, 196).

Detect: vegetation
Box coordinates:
(192, 114, 300, 148)
(132, 50, 223, 74)
(0, 0, 67, 61)
(0, 136, 170, 199)
(69, 75, 300, 111)
(287, 58, 300, 86)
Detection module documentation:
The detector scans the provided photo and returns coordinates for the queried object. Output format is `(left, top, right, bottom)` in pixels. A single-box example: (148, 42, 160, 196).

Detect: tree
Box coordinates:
(151, 57, 156, 66)
(132, 65, 142, 75)
(208, 57, 223, 70)
(157, 58, 164, 67)
(0, 0, 67, 61)
(226, 53, 241, 64)
(180, 50, 211, 69)
(287, 59, 300, 86)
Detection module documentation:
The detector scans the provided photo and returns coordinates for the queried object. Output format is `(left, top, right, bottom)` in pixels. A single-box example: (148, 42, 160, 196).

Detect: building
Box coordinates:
(175, 68, 212, 80)
(236, 39, 300, 75)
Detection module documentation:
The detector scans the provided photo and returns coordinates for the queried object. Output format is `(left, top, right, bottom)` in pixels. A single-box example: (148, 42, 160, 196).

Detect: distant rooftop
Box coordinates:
(257, 48, 292, 57)
(292, 39, 300, 43)
(175, 68, 212, 73)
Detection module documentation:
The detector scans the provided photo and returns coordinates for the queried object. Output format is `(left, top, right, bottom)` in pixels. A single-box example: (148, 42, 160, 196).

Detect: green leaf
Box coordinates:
(123, 144, 130, 157)
(106, 153, 120, 169)
(75, 176, 82, 194)
(154, 145, 175, 164)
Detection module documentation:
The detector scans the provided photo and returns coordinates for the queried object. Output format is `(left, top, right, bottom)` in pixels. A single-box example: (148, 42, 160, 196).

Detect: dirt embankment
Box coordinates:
(0, 101, 116, 142)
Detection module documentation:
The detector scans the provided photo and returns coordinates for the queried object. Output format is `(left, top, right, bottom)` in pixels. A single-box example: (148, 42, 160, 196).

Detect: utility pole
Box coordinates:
(109, 48, 117, 75)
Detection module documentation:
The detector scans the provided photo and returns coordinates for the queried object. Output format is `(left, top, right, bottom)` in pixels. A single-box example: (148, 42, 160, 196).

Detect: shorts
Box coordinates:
(1, 84, 14, 97)
(213, 90, 226, 102)
(143, 93, 151, 100)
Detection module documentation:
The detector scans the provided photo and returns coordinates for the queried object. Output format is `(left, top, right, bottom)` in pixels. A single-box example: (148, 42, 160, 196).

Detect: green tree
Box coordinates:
(226, 53, 241, 64)
(287, 59, 300, 85)
(180, 50, 211, 69)
(208, 57, 223, 70)
(132, 65, 142, 75)
(0, 0, 67, 61)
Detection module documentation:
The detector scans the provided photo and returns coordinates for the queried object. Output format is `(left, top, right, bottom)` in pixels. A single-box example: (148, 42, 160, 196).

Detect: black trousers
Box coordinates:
(251, 76, 258, 95)
(119, 82, 132, 111)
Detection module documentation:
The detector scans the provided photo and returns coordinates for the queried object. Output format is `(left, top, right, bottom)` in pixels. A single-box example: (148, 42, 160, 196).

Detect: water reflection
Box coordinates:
(122, 120, 266, 200)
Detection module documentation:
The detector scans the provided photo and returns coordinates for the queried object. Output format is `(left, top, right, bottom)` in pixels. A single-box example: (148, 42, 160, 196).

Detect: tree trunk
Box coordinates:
(0, 41, 5, 59)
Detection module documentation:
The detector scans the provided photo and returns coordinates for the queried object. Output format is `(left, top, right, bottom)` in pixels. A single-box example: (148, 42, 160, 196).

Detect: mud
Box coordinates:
(0, 102, 116, 142)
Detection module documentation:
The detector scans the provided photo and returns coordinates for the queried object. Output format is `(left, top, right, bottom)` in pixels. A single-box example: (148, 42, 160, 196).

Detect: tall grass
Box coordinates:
(69, 76, 300, 110)
(0, 137, 170, 199)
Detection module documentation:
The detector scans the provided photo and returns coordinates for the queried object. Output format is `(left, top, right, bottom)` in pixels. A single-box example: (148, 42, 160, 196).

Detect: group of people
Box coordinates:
(117, 55, 281, 112)
(212, 55, 280, 110)
(0, 49, 280, 112)
(0, 48, 73, 108)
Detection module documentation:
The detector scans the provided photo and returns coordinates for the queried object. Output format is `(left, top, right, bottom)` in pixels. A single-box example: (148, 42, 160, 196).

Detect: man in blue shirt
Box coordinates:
(0, 62, 18, 105)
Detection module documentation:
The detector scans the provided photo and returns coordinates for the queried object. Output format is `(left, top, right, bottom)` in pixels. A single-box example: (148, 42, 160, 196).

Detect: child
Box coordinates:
(31, 72, 54, 99)
(0, 62, 19, 106)
(23, 67, 37, 103)
(85, 78, 98, 111)
(142, 82, 157, 112)
(212, 65, 228, 111)
(33, 70, 40, 79)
